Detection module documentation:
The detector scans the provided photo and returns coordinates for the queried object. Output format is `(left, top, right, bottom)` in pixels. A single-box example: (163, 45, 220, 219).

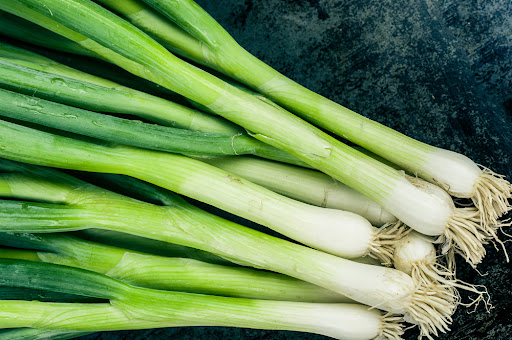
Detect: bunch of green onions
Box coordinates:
(0, 0, 508, 339)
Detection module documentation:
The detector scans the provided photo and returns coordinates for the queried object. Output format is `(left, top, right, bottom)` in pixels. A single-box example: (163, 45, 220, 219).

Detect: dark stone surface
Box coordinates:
(80, 1, 511, 339)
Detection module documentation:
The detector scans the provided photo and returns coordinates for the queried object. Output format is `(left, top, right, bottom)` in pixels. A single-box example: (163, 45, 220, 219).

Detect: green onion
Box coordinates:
(0, 40, 137, 93)
(0, 233, 350, 303)
(1, 0, 495, 267)
(0, 259, 403, 339)
(0, 156, 454, 335)
(116, 0, 511, 225)
(0, 121, 404, 262)
(202, 156, 397, 226)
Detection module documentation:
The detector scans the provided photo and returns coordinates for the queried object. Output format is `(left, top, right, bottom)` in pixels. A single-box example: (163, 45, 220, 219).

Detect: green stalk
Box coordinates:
(0, 43, 239, 133)
(0, 260, 395, 339)
(0, 40, 131, 90)
(0, 284, 103, 303)
(0, 10, 96, 58)
(0, 158, 230, 265)
(0, 34, 182, 101)
(134, 0, 433, 166)
(77, 229, 231, 265)
(0, 233, 350, 303)
(0, 86, 295, 158)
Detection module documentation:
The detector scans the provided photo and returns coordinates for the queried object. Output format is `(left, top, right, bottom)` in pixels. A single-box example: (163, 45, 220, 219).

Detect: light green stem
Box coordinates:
(0, 233, 349, 302)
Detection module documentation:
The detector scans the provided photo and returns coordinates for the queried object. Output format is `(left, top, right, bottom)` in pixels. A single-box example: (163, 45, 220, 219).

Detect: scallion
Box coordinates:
(0, 0, 497, 266)
(0, 232, 351, 303)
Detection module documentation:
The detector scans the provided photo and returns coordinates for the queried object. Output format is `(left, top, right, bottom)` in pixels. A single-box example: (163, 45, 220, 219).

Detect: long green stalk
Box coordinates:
(77, 229, 231, 265)
(0, 276, 98, 340)
(0, 284, 103, 303)
(1, 0, 493, 268)
(125, 0, 511, 224)
(0, 42, 238, 133)
(0, 33, 181, 101)
(0, 86, 302, 161)
(0, 260, 401, 339)
(0, 233, 350, 302)
(0, 159, 455, 334)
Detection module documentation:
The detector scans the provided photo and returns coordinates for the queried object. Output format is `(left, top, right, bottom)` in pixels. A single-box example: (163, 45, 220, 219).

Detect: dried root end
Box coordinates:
(443, 208, 490, 267)
(405, 283, 455, 340)
(410, 256, 491, 313)
(368, 221, 410, 266)
(472, 168, 512, 226)
(377, 313, 404, 340)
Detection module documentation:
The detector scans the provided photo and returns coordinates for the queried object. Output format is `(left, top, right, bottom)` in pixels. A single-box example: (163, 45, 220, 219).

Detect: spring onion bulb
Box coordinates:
(0, 167, 454, 336)
(203, 156, 397, 226)
(113, 0, 511, 226)
(1, 0, 496, 266)
(0, 233, 350, 303)
(393, 232, 491, 319)
(0, 121, 407, 262)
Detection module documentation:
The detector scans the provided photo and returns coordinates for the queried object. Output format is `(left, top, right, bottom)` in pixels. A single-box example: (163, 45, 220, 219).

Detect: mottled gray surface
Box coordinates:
(80, 0, 511, 339)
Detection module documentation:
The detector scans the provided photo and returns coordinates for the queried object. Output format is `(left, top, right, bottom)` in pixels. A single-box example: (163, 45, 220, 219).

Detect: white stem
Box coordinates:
(203, 156, 397, 226)
(423, 149, 511, 226)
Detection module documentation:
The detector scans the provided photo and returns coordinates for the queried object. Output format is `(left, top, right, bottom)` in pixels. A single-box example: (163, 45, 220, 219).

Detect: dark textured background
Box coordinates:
(79, 0, 511, 339)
